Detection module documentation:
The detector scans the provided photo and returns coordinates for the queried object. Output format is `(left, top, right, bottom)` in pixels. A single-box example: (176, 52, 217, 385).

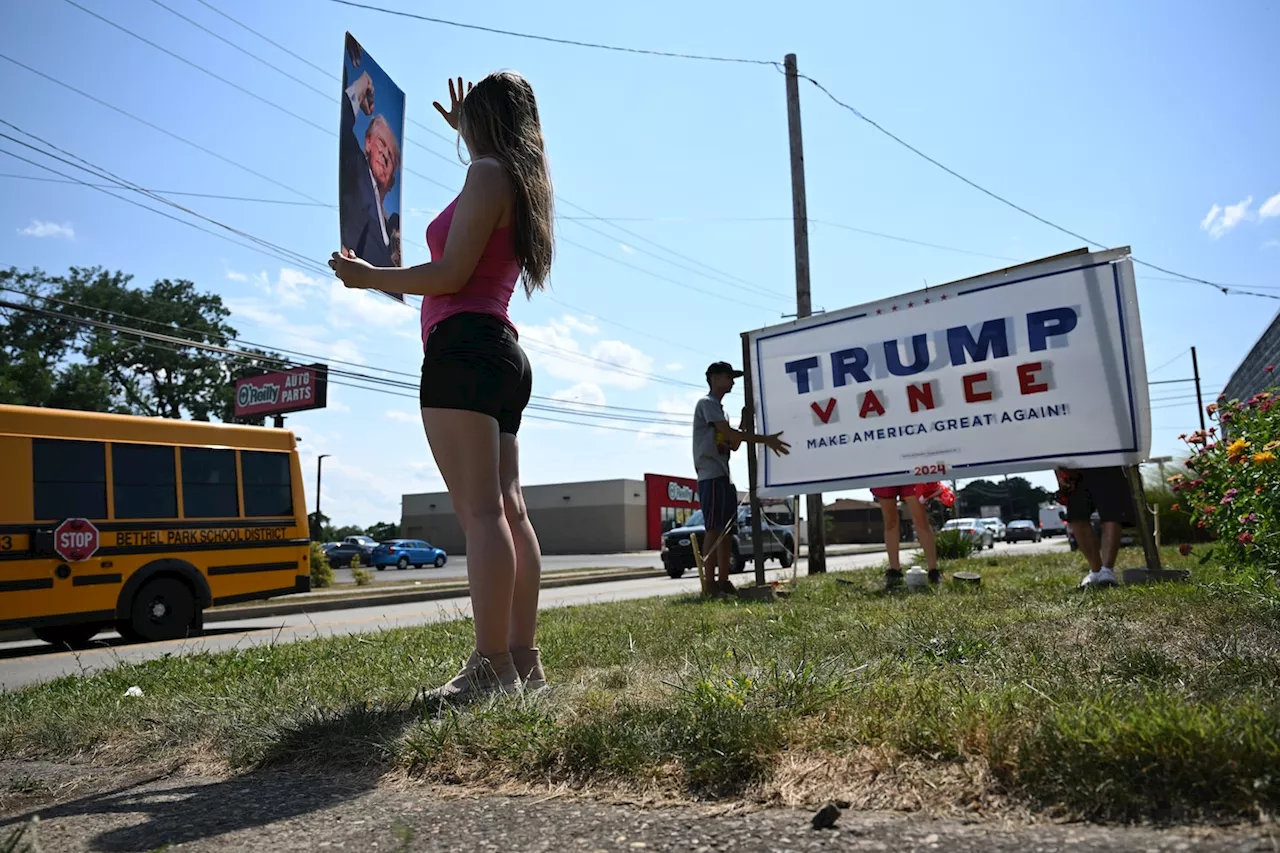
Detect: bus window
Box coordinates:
(181, 447, 238, 518)
(112, 444, 177, 519)
(242, 451, 292, 517)
(34, 438, 106, 520)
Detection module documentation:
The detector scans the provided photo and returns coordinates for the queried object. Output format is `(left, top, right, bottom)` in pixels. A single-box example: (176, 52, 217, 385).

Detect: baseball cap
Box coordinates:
(706, 361, 745, 379)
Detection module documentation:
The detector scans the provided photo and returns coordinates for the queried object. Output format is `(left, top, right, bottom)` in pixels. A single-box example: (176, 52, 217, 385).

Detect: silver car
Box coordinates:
(942, 517, 995, 550)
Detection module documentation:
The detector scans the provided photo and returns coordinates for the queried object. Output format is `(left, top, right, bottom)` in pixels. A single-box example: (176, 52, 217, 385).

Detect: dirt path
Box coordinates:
(2, 762, 1274, 852)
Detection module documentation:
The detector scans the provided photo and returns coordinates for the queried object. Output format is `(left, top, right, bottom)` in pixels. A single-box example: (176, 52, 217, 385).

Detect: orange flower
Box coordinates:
(1253, 451, 1277, 464)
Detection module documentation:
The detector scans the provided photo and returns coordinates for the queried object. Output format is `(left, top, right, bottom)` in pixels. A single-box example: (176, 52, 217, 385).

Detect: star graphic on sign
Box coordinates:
(876, 309, 882, 315)
(907, 301, 915, 308)
(940, 294, 948, 301)
(924, 298, 931, 304)
(891, 305, 898, 312)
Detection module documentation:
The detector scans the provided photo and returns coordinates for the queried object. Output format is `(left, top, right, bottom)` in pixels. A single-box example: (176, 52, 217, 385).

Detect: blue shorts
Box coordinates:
(698, 476, 738, 537)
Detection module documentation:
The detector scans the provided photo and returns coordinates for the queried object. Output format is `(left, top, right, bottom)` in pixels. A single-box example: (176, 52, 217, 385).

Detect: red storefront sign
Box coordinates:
(234, 364, 328, 419)
(644, 473, 701, 550)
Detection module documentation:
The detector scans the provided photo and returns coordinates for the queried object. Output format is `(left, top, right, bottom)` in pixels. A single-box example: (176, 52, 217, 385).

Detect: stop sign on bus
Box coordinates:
(54, 518, 100, 562)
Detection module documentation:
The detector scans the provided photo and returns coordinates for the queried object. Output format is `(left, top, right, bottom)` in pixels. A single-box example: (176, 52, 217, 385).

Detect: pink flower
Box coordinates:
(1221, 488, 1239, 505)
(1266, 365, 1275, 373)
(1238, 532, 1255, 545)
(1171, 503, 1181, 512)
(1239, 513, 1258, 525)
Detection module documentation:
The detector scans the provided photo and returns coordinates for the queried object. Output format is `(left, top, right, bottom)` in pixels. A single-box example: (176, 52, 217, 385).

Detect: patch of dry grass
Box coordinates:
(2, 547, 1277, 823)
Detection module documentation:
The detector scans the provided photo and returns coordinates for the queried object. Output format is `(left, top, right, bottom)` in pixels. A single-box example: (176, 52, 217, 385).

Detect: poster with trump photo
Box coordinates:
(746, 248, 1152, 499)
(339, 32, 405, 301)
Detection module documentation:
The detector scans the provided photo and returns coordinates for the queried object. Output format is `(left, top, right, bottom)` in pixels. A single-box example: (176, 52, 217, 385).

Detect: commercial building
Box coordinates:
(401, 473, 702, 555)
(402, 473, 797, 555)
(1223, 308, 1280, 404)
(824, 498, 912, 545)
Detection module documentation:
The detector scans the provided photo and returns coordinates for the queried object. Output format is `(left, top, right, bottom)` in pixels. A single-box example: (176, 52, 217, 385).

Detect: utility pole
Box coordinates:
(784, 52, 826, 574)
(314, 454, 331, 541)
(1191, 346, 1206, 433)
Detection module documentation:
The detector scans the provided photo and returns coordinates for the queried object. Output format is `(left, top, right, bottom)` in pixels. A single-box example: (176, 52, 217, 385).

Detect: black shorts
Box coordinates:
(698, 476, 738, 537)
(1065, 466, 1135, 525)
(420, 312, 532, 435)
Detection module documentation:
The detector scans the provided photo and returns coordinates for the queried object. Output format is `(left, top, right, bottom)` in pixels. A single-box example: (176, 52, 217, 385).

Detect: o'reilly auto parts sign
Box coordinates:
(234, 364, 329, 419)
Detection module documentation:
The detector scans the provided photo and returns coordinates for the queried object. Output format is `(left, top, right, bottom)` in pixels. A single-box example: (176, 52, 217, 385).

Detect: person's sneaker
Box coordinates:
(511, 647, 547, 691)
(420, 650, 521, 705)
(884, 569, 905, 589)
(927, 569, 942, 586)
(1079, 567, 1120, 589)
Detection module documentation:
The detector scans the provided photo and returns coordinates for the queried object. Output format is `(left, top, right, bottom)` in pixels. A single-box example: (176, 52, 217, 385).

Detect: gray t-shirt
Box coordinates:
(692, 395, 732, 481)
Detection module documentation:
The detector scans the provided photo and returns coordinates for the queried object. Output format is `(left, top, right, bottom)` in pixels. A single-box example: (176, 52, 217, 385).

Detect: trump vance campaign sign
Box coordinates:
(746, 248, 1151, 499)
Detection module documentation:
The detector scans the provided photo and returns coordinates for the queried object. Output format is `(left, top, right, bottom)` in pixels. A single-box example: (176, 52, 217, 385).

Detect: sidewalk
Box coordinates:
(1, 764, 1263, 852)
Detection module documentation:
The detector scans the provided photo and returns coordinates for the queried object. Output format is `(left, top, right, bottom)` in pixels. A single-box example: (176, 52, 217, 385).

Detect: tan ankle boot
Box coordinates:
(510, 647, 547, 690)
(421, 650, 521, 704)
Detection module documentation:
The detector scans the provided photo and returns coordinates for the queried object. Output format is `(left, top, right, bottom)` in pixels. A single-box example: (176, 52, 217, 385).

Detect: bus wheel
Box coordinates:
(34, 623, 102, 649)
(129, 577, 196, 642)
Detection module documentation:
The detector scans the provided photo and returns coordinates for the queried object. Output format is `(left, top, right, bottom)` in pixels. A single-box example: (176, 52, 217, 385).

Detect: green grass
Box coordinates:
(2, 547, 1278, 823)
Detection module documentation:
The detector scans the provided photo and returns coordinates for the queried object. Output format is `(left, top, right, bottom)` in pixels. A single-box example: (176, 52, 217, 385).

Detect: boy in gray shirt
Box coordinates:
(693, 362, 790, 596)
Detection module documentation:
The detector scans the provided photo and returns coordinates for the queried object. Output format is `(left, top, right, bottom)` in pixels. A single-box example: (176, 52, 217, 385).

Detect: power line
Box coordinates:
(2, 284, 702, 410)
(791, 67, 1278, 299)
(0, 173, 332, 207)
(0, 126, 331, 277)
(0, 298, 690, 435)
(193, 0, 332, 77)
(0, 147, 330, 277)
(0, 51, 329, 206)
(1148, 349, 1189, 375)
(152, 0, 778, 302)
(322, 0, 775, 66)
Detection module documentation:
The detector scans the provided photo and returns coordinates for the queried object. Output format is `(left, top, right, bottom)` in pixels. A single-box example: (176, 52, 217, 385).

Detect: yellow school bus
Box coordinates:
(0, 404, 312, 647)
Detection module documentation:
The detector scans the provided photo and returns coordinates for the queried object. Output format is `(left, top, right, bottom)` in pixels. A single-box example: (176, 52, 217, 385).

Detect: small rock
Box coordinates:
(812, 803, 841, 830)
(123, 686, 143, 698)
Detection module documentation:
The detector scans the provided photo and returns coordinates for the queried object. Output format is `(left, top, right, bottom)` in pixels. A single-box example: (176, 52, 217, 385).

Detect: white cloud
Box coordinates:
(665, 362, 683, 372)
(18, 220, 74, 239)
(560, 314, 599, 335)
(517, 314, 652, 390)
(329, 281, 414, 329)
(225, 271, 248, 282)
(1201, 196, 1253, 238)
(385, 409, 418, 423)
(619, 243, 635, 254)
(1263, 240, 1280, 250)
(1261, 192, 1280, 219)
(276, 268, 320, 307)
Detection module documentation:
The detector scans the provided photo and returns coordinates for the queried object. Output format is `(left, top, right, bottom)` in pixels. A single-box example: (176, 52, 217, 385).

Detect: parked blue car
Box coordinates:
(371, 539, 448, 570)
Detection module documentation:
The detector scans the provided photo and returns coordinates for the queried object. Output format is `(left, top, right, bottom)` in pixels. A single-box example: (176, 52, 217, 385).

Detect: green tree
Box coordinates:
(366, 521, 399, 541)
(0, 266, 284, 421)
(957, 477, 1053, 521)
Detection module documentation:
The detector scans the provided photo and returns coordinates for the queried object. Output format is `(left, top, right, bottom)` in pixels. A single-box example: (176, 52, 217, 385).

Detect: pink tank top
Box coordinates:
(420, 197, 521, 347)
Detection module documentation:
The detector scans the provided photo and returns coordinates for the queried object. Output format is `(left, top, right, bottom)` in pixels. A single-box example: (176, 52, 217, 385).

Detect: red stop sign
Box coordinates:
(54, 518, 100, 562)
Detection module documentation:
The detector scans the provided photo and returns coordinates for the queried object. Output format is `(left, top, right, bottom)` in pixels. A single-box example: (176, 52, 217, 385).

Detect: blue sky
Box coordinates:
(343, 34, 404, 221)
(2, 0, 1278, 528)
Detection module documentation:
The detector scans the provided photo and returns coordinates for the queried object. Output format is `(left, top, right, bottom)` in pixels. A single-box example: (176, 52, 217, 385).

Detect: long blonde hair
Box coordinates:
(460, 71, 554, 296)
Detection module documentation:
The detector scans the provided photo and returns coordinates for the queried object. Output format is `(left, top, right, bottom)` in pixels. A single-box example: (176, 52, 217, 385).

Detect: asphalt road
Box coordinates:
(332, 549, 674, 584)
(1, 539, 1068, 691)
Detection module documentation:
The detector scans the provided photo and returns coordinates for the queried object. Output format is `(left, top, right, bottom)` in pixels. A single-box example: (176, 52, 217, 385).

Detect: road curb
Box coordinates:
(203, 567, 663, 622)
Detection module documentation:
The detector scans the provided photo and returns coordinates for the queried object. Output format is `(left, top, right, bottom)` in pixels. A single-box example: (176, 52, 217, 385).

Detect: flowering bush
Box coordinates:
(1170, 382, 1279, 577)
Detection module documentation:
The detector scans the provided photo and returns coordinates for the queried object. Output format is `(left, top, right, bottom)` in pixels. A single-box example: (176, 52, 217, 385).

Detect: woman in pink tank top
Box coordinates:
(331, 72, 554, 703)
